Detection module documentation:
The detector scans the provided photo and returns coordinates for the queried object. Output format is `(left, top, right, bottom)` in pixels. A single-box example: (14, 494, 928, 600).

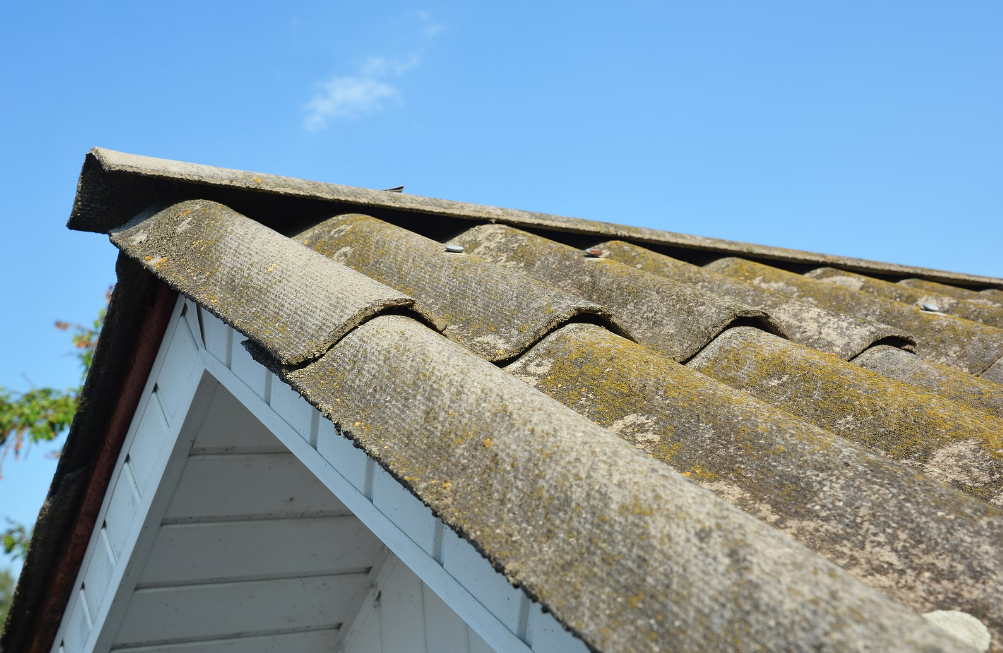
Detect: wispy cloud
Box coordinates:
(303, 57, 407, 130)
(304, 14, 443, 130)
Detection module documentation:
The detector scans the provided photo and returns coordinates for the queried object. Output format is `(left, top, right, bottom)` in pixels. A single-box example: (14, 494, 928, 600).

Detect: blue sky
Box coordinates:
(1, 2, 1000, 576)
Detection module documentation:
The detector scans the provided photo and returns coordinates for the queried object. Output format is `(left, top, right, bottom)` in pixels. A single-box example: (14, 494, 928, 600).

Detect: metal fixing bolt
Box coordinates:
(585, 248, 604, 258)
(445, 244, 465, 253)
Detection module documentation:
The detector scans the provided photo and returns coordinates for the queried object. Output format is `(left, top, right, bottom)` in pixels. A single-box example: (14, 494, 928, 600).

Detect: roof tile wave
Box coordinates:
(505, 322, 1003, 640)
(296, 214, 629, 361)
(688, 326, 1003, 506)
(276, 313, 971, 653)
(110, 200, 442, 365)
(596, 239, 915, 360)
(450, 224, 785, 362)
(706, 256, 1003, 376)
(807, 267, 1003, 328)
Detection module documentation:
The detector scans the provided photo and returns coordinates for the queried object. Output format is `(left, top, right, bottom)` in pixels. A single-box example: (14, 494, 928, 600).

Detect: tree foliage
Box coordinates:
(0, 565, 14, 625)
(0, 292, 108, 562)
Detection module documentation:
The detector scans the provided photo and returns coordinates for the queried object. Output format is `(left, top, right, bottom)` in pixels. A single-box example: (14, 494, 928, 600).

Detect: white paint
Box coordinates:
(163, 453, 350, 522)
(51, 300, 587, 653)
(139, 517, 380, 586)
(113, 629, 340, 653)
(116, 573, 369, 647)
(341, 557, 498, 653)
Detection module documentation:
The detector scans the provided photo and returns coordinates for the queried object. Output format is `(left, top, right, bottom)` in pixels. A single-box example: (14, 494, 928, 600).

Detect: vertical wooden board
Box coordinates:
(317, 425, 370, 494)
(373, 469, 437, 557)
(191, 385, 285, 453)
(344, 600, 382, 653)
(423, 583, 470, 653)
(231, 334, 268, 399)
(469, 626, 498, 653)
(379, 564, 427, 653)
(82, 528, 116, 618)
(127, 397, 170, 498)
(61, 591, 91, 653)
(184, 299, 204, 350)
(156, 319, 200, 423)
(114, 574, 368, 647)
(442, 530, 527, 637)
(110, 629, 340, 653)
(139, 517, 382, 586)
(164, 454, 350, 522)
(105, 465, 142, 560)
(528, 605, 587, 653)
(270, 379, 314, 442)
(200, 307, 231, 366)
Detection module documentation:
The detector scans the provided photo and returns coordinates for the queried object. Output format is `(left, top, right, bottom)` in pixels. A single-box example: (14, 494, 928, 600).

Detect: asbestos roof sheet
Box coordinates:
(7, 149, 1003, 653)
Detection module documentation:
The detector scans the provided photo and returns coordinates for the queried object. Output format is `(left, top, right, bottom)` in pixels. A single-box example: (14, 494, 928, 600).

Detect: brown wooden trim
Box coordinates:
(26, 281, 177, 653)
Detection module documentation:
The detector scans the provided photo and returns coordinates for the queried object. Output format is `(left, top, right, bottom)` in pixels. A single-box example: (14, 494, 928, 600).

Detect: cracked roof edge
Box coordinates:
(69, 147, 1003, 289)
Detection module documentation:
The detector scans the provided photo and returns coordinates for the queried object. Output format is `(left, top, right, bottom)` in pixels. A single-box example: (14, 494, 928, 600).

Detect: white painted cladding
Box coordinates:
(50, 298, 588, 653)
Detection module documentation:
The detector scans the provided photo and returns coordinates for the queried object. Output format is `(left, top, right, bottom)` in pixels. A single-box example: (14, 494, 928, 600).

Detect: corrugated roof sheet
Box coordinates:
(6, 148, 1003, 653)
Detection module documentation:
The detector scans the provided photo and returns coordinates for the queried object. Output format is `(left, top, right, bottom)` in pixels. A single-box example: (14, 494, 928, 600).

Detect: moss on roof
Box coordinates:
(504, 322, 1003, 642)
(853, 345, 1003, 421)
(597, 240, 915, 360)
(707, 257, 1003, 375)
(110, 200, 442, 365)
(451, 224, 786, 362)
(296, 214, 628, 361)
(900, 278, 1003, 309)
(280, 314, 970, 653)
(807, 267, 1003, 328)
(688, 327, 1003, 507)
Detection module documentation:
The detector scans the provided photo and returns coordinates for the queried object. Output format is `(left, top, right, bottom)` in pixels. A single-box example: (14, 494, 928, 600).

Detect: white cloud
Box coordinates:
(304, 70, 400, 130)
(303, 14, 443, 130)
(416, 11, 445, 38)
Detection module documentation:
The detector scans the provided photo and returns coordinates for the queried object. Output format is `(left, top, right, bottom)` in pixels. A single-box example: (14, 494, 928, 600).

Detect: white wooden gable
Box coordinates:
(51, 297, 588, 653)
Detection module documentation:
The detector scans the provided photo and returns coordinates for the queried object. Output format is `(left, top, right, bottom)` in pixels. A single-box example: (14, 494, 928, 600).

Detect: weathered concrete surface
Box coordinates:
(451, 224, 785, 362)
(70, 147, 1003, 289)
(597, 240, 914, 360)
(110, 200, 441, 365)
(852, 345, 1003, 420)
(504, 322, 1003, 646)
(297, 214, 627, 361)
(687, 327, 1003, 507)
(707, 257, 1003, 375)
(279, 314, 972, 653)
(807, 267, 1003, 328)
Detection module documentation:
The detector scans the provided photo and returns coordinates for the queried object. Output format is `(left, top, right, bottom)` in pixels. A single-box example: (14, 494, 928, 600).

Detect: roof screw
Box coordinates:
(922, 302, 941, 312)
(445, 244, 465, 254)
(585, 248, 604, 258)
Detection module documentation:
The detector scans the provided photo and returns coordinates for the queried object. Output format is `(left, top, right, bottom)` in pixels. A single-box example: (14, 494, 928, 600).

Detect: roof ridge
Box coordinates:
(70, 147, 1003, 288)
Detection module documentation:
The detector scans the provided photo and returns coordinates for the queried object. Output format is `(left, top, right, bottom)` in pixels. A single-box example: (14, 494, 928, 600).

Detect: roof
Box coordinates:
(5, 147, 1003, 653)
